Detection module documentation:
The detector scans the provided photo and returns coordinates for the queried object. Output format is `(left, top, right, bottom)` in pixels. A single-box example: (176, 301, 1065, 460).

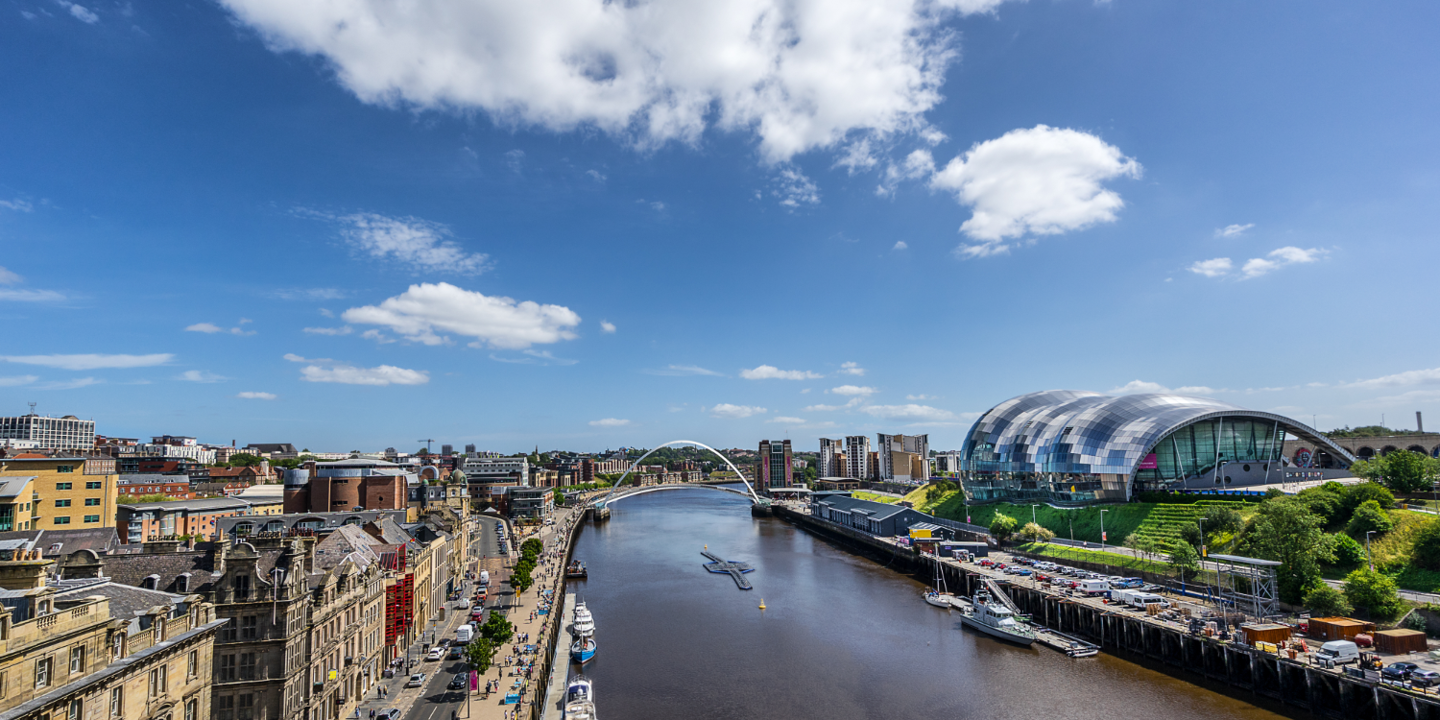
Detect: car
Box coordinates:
(378, 709, 402, 720)
(405, 673, 426, 688)
(448, 674, 468, 690)
(1382, 662, 1420, 681)
(1411, 670, 1440, 687)
(439, 638, 452, 647)
(426, 648, 445, 661)
(449, 647, 464, 660)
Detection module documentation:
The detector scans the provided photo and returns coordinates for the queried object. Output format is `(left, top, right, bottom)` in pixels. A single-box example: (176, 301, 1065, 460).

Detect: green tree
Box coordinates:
(1017, 522, 1055, 543)
(480, 612, 514, 645)
(521, 537, 544, 559)
(803, 465, 818, 482)
(1347, 500, 1396, 536)
(1411, 518, 1440, 570)
(1303, 585, 1353, 617)
(1352, 450, 1440, 494)
(228, 453, 264, 467)
(463, 636, 496, 675)
(1240, 497, 1334, 603)
(1296, 486, 1346, 527)
(989, 512, 1018, 543)
(1330, 532, 1367, 566)
(509, 566, 533, 595)
(117, 493, 173, 504)
(1178, 523, 1204, 550)
(1343, 568, 1405, 620)
(1341, 483, 1397, 519)
(1202, 505, 1244, 538)
(1169, 541, 1200, 580)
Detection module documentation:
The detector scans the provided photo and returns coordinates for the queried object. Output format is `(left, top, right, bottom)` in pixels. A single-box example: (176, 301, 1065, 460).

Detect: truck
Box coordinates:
(479, 570, 490, 587)
(1109, 588, 1138, 606)
(456, 626, 474, 644)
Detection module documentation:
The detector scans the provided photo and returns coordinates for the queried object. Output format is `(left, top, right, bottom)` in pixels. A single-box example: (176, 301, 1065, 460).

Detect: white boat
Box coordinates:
(923, 556, 959, 609)
(572, 601, 595, 636)
(563, 675, 597, 719)
(957, 588, 1036, 646)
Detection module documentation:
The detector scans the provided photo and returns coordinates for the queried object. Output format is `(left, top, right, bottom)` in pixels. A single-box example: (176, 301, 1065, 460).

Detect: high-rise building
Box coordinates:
(819, 438, 845, 477)
(0, 412, 95, 450)
(757, 439, 793, 491)
(464, 443, 477, 454)
(877, 433, 930, 482)
(441, 443, 454, 456)
(844, 436, 871, 480)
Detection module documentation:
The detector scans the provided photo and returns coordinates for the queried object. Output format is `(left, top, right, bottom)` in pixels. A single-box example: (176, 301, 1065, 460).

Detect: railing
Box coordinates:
(37, 615, 57, 630)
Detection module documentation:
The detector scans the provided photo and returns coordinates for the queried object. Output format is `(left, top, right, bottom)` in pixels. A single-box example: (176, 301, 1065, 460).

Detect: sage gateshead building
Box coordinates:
(959, 390, 1356, 505)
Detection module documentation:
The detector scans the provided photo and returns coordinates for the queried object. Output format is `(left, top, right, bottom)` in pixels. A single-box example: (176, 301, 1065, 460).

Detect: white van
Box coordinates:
(1078, 579, 1111, 596)
(1315, 640, 1360, 665)
(1128, 592, 1170, 610)
(479, 570, 490, 586)
(456, 626, 474, 644)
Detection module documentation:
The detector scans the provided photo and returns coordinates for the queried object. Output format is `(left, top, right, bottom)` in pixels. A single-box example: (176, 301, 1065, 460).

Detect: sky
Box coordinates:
(2, 0, 1438, 454)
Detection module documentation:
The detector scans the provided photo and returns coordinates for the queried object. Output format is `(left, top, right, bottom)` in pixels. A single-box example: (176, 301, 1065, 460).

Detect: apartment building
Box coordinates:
(0, 456, 119, 531)
(115, 497, 256, 543)
(877, 433, 930, 482)
(0, 414, 95, 451)
(844, 436, 872, 480)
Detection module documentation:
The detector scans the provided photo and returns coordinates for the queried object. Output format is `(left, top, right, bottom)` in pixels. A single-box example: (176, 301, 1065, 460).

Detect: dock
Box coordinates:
(701, 551, 754, 590)
(540, 592, 576, 720)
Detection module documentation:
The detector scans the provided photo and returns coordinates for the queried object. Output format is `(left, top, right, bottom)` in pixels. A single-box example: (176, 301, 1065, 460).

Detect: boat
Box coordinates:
(570, 636, 597, 664)
(572, 601, 595, 636)
(563, 675, 597, 719)
(923, 557, 958, 609)
(566, 560, 588, 578)
(957, 588, 1037, 646)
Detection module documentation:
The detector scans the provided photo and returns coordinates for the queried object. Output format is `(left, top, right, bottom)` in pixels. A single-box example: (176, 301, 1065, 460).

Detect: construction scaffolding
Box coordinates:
(1210, 553, 1280, 620)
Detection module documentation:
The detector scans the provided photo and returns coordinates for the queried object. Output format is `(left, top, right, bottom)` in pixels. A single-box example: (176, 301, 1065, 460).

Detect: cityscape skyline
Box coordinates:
(3, 0, 1438, 450)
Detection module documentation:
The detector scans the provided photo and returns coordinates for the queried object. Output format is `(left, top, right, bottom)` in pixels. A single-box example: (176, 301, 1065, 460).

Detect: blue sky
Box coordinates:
(2, 0, 1438, 453)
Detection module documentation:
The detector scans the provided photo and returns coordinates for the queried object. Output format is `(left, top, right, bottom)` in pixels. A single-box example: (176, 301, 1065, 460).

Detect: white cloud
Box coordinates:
(834, 139, 878, 174)
(237, 391, 278, 400)
(740, 365, 821, 380)
(774, 168, 820, 208)
(361, 329, 395, 344)
(219, 0, 1012, 164)
(0, 375, 38, 387)
(319, 308, 335, 318)
(862, 404, 954, 421)
(892, 241, 908, 250)
(1348, 367, 1440, 389)
(57, 1, 98, 23)
(273, 288, 347, 300)
(1189, 258, 1233, 278)
(0, 289, 66, 302)
(1240, 246, 1326, 279)
(1215, 223, 1254, 238)
(588, 418, 630, 427)
(0, 353, 172, 370)
(178, 370, 226, 383)
(600, 321, 616, 334)
(37, 377, 101, 390)
(186, 323, 223, 334)
(284, 353, 429, 386)
(587, 169, 606, 182)
(311, 212, 490, 274)
(0, 200, 34, 213)
(709, 403, 766, 419)
(878, 148, 935, 196)
(931, 125, 1141, 258)
(906, 393, 933, 400)
(768, 416, 807, 424)
(804, 398, 861, 411)
(304, 326, 353, 336)
(0, 267, 21, 284)
(838, 362, 865, 377)
(342, 282, 580, 349)
(1109, 380, 1216, 396)
(828, 385, 876, 396)
(645, 365, 723, 377)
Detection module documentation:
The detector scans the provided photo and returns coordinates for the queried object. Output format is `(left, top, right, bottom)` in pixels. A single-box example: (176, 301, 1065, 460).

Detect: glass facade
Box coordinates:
(960, 390, 1351, 504)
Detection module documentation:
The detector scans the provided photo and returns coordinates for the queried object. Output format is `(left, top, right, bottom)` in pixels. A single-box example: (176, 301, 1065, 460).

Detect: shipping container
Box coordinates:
(1309, 617, 1375, 642)
(1374, 629, 1428, 655)
(1239, 623, 1293, 646)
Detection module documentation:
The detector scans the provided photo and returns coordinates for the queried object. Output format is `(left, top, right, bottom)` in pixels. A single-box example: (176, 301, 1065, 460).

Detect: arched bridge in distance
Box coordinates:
(595, 440, 770, 510)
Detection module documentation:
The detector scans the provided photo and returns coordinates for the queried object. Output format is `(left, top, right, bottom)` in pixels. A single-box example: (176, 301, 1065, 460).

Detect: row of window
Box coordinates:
(53, 498, 103, 507)
(53, 481, 104, 489)
(52, 516, 102, 524)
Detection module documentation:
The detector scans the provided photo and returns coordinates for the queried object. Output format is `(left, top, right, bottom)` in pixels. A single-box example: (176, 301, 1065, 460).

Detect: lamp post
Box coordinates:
(1031, 504, 1039, 526)
(1366, 530, 1375, 571)
(1099, 509, 1108, 552)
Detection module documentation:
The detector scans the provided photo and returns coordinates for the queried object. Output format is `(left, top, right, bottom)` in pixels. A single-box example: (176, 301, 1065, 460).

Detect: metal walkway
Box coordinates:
(982, 577, 1025, 616)
(702, 551, 754, 590)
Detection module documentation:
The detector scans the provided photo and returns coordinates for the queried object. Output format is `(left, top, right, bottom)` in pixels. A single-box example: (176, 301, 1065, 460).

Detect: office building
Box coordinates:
(818, 438, 845, 478)
(877, 433, 929, 482)
(281, 459, 412, 514)
(756, 439, 793, 491)
(0, 455, 119, 532)
(0, 413, 95, 450)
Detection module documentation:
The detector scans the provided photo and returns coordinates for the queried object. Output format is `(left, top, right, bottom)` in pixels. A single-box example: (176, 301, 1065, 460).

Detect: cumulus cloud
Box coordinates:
(774, 168, 820, 208)
(304, 326, 353, 336)
(892, 241, 908, 250)
(1188, 258, 1233, 278)
(741, 365, 821, 381)
(1109, 380, 1216, 396)
(1347, 367, 1440, 389)
(0, 267, 22, 284)
(309, 212, 490, 274)
(838, 362, 865, 377)
(57, 1, 99, 23)
(178, 370, 227, 383)
(709, 403, 766, 419)
(0, 375, 39, 387)
(284, 353, 429, 386)
(361, 329, 395, 344)
(828, 385, 876, 396)
(1215, 223, 1254, 238)
(862, 403, 954, 421)
(588, 418, 631, 427)
(644, 365, 723, 377)
(878, 148, 935, 196)
(237, 391, 277, 400)
(600, 321, 616, 334)
(186, 321, 255, 336)
(931, 125, 1141, 258)
(219, 0, 1012, 164)
(1240, 246, 1326, 279)
(342, 282, 580, 349)
(0, 201, 34, 213)
(768, 416, 807, 424)
(0, 353, 172, 370)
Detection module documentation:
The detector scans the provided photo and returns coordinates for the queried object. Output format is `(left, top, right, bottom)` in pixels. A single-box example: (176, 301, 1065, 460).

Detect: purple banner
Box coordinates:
(1139, 453, 1158, 470)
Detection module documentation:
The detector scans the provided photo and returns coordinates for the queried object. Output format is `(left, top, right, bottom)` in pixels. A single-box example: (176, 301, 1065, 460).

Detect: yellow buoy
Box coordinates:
(758, 599, 767, 610)
(704, 544, 708, 550)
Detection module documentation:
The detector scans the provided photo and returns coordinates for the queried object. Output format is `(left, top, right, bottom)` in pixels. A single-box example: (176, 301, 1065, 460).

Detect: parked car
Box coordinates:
(449, 646, 464, 660)
(1411, 670, 1440, 687)
(1382, 662, 1420, 681)
(379, 709, 402, 720)
(448, 674, 468, 690)
(426, 648, 445, 661)
(406, 673, 426, 688)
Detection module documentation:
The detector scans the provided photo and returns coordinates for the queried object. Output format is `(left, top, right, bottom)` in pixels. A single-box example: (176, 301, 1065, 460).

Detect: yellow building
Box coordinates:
(0, 456, 119, 532)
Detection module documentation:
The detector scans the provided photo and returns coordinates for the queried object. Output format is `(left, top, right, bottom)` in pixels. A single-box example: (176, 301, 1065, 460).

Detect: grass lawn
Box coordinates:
(852, 491, 897, 504)
(1016, 542, 1217, 584)
(933, 500, 1155, 544)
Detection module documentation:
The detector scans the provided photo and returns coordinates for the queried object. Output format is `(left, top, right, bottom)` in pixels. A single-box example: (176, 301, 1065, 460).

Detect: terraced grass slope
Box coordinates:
(1126, 500, 1250, 553)
(929, 497, 1251, 548)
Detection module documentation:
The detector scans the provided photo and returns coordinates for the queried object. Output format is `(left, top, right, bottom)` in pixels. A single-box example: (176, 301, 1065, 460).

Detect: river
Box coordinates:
(564, 488, 1292, 719)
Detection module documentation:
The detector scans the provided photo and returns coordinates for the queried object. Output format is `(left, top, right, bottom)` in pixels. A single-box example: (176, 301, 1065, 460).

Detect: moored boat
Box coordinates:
(957, 588, 1036, 646)
(570, 636, 597, 664)
(572, 601, 595, 636)
(923, 556, 958, 609)
(566, 560, 588, 578)
(563, 675, 597, 719)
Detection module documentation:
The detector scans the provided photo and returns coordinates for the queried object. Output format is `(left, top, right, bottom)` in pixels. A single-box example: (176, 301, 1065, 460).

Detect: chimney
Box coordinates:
(1420, 411, 1426, 434)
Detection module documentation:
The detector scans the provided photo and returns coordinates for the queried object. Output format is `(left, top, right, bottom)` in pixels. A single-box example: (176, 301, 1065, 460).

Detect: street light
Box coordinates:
(1099, 509, 1108, 552)
(1366, 530, 1376, 571)
(1031, 504, 1039, 526)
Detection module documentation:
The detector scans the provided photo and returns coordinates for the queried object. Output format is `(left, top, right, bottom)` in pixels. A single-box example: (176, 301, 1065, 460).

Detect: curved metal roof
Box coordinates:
(960, 390, 1355, 477)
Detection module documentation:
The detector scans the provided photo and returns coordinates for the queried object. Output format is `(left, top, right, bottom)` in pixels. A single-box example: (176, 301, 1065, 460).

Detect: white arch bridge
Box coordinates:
(595, 440, 771, 510)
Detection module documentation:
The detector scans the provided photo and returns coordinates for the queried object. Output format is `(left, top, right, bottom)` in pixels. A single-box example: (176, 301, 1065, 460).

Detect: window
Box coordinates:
(68, 699, 82, 720)
(187, 650, 197, 678)
(70, 646, 85, 673)
(216, 696, 234, 720)
(57, 466, 74, 474)
(54, 517, 71, 525)
(185, 700, 197, 720)
(0, 671, 6, 698)
(240, 653, 256, 680)
(35, 658, 50, 688)
(235, 575, 250, 599)
(237, 694, 255, 720)
(241, 615, 258, 640)
(55, 499, 72, 508)
(110, 687, 122, 717)
(85, 498, 101, 506)
(148, 666, 166, 697)
(85, 515, 100, 523)
(219, 654, 236, 681)
(86, 481, 102, 489)
(55, 482, 72, 491)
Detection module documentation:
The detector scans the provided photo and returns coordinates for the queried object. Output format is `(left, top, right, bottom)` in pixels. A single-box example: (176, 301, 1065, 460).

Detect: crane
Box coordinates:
(418, 438, 435, 454)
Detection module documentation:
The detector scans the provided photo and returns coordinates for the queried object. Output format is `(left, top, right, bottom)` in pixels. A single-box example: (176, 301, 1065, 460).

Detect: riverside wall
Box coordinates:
(773, 505, 1440, 720)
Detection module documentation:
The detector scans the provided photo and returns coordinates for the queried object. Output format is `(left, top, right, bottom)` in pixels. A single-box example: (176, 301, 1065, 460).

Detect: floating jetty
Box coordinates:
(983, 576, 1098, 657)
(702, 550, 754, 590)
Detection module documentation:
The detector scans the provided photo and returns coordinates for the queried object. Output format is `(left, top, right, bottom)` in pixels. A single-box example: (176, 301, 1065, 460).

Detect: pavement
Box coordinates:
(355, 506, 586, 720)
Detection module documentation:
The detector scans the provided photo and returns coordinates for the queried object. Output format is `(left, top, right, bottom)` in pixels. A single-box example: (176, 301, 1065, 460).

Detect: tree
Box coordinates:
(228, 453, 263, 467)
(1169, 541, 1200, 580)
(464, 636, 496, 675)
(1330, 533, 1367, 566)
(480, 612, 514, 645)
(1303, 585, 1353, 617)
(1343, 568, 1404, 620)
(1240, 497, 1334, 603)
(1411, 518, 1440, 570)
(1017, 522, 1055, 543)
(1202, 505, 1244, 538)
(1296, 486, 1345, 527)
(117, 493, 173, 504)
(1352, 450, 1440, 494)
(1346, 500, 1395, 536)
(989, 513, 1018, 543)
(1178, 523, 1204, 550)
(1341, 483, 1397, 518)
(521, 538, 544, 559)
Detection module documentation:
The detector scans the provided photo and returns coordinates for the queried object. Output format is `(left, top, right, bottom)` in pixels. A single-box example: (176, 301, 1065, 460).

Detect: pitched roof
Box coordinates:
(53, 580, 185, 621)
(816, 495, 914, 522)
(0, 477, 34, 500)
(313, 525, 381, 571)
(0, 528, 120, 557)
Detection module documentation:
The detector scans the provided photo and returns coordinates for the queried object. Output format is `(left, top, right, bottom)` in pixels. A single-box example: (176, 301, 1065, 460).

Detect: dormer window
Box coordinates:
(235, 575, 250, 599)
(142, 575, 160, 590)
(177, 573, 190, 593)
